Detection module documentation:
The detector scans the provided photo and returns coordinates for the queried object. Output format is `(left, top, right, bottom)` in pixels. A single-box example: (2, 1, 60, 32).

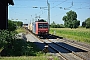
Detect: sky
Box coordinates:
(8, 0, 90, 25)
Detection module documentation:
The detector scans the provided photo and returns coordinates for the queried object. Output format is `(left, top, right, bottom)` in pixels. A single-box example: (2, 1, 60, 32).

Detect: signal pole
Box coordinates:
(47, 0, 50, 31)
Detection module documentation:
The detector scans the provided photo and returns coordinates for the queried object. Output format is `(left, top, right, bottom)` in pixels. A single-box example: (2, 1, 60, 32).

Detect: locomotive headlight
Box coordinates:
(46, 31, 47, 32)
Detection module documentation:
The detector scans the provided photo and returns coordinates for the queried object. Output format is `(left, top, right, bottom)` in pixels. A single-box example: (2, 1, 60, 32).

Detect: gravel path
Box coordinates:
(25, 33, 56, 53)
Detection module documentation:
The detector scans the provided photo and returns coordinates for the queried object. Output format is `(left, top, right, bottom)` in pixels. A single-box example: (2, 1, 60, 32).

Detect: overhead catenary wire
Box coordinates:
(9, 0, 90, 23)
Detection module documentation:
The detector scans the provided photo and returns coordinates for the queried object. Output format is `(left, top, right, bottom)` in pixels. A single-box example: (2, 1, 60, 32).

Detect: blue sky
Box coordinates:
(8, 0, 90, 25)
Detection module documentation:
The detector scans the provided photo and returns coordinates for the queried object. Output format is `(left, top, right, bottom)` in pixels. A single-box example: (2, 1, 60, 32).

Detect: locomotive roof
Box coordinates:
(35, 19, 46, 22)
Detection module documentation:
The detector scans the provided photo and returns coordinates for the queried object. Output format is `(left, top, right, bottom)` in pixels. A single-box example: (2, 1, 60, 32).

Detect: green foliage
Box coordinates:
(82, 21, 86, 27)
(1, 39, 42, 56)
(62, 10, 80, 28)
(8, 20, 17, 31)
(50, 21, 65, 28)
(15, 27, 26, 33)
(57, 24, 60, 28)
(73, 20, 80, 28)
(8, 20, 23, 31)
(50, 28, 90, 43)
(0, 29, 42, 56)
(50, 21, 56, 28)
(0, 30, 17, 49)
(82, 18, 90, 28)
(60, 24, 65, 28)
(86, 18, 90, 28)
(13, 21, 23, 27)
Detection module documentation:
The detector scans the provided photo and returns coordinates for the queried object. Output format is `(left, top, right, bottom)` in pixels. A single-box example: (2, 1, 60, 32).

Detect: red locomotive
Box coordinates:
(28, 19, 49, 36)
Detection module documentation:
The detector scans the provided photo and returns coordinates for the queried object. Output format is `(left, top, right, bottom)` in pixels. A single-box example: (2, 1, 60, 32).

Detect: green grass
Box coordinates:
(0, 56, 47, 60)
(50, 28, 90, 43)
(0, 56, 59, 60)
(15, 27, 26, 33)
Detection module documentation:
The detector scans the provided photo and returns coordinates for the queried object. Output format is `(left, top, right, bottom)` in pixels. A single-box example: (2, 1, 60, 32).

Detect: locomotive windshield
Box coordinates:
(38, 23, 48, 28)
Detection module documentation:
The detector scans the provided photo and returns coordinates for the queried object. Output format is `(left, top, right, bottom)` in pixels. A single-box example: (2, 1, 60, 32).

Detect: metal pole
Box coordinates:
(47, 0, 50, 32)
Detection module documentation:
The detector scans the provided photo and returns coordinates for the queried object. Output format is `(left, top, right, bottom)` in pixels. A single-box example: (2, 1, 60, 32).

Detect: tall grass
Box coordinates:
(0, 56, 59, 60)
(50, 28, 90, 43)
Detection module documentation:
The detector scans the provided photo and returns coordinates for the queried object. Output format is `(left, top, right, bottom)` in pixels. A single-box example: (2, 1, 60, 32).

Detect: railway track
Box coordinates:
(60, 38, 90, 51)
(25, 28, 87, 60)
(56, 38, 90, 60)
(47, 39, 86, 60)
(50, 34, 90, 51)
(31, 36, 85, 60)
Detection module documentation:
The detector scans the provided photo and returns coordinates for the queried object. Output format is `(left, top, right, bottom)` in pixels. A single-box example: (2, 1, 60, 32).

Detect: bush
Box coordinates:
(0, 39, 42, 56)
(8, 20, 17, 31)
(0, 39, 26, 56)
(0, 30, 42, 56)
(0, 30, 17, 49)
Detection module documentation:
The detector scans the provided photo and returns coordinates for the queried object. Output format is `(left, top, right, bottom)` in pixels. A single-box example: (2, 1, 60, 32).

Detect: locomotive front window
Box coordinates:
(38, 23, 48, 28)
(43, 24, 48, 28)
(38, 24, 43, 28)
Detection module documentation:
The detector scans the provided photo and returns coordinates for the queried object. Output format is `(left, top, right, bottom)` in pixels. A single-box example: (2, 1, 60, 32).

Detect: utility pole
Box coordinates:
(47, 0, 50, 32)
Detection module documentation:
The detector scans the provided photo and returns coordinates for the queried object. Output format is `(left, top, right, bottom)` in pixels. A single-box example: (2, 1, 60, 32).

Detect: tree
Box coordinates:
(73, 20, 80, 28)
(82, 21, 86, 27)
(82, 18, 90, 28)
(60, 24, 65, 28)
(8, 20, 16, 31)
(13, 21, 23, 27)
(57, 24, 60, 28)
(50, 21, 56, 28)
(62, 10, 80, 29)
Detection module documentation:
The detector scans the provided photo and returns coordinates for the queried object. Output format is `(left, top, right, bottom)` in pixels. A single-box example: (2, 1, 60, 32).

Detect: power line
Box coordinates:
(14, 0, 68, 2)
(9, 0, 90, 23)
(10, 6, 32, 8)
(51, 0, 67, 8)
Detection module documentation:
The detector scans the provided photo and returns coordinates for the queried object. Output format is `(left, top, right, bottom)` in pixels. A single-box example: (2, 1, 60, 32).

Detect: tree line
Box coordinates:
(8, 20, 23, 31)
(50, 10, 90, 29)
(50, 21, 65, 28)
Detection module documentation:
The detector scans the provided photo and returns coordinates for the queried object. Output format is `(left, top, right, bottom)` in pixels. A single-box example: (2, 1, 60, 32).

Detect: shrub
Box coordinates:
(0, 30, 17, 49)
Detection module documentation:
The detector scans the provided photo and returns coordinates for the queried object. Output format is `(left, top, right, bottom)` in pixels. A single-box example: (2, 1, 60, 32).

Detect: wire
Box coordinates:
(9, 0, 90, 22)
(51, 0, 67, 8)
(15, 0, 68, 2)
(9, 7, 34, 8)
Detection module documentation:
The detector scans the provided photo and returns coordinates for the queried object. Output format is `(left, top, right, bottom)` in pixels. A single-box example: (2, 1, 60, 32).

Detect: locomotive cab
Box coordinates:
(37, 22, 49, 36)
(31, 19, 49, 36)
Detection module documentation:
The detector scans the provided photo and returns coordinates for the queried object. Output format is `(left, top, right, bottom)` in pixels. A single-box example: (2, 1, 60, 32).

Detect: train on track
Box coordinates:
(28, 19, 49, 36)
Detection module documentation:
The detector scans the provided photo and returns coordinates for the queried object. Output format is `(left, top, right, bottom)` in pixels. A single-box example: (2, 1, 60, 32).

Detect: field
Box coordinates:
(0, 56, 59, 60)
(50, 28, 90, 43)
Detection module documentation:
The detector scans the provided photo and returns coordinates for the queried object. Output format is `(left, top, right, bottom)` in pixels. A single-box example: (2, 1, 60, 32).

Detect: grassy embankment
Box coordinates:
(0, 28, 59, 60)
(50, 28, 90, 43)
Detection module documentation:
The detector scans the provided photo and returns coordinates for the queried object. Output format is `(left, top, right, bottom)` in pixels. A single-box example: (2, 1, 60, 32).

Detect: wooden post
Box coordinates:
(0, 1, 8, 29)
(0, 0, 14, 30)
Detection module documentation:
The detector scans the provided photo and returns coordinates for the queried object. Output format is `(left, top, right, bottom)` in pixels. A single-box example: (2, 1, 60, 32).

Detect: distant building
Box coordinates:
(23, 24, 28, 28)
(0, 0, 14, 30)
